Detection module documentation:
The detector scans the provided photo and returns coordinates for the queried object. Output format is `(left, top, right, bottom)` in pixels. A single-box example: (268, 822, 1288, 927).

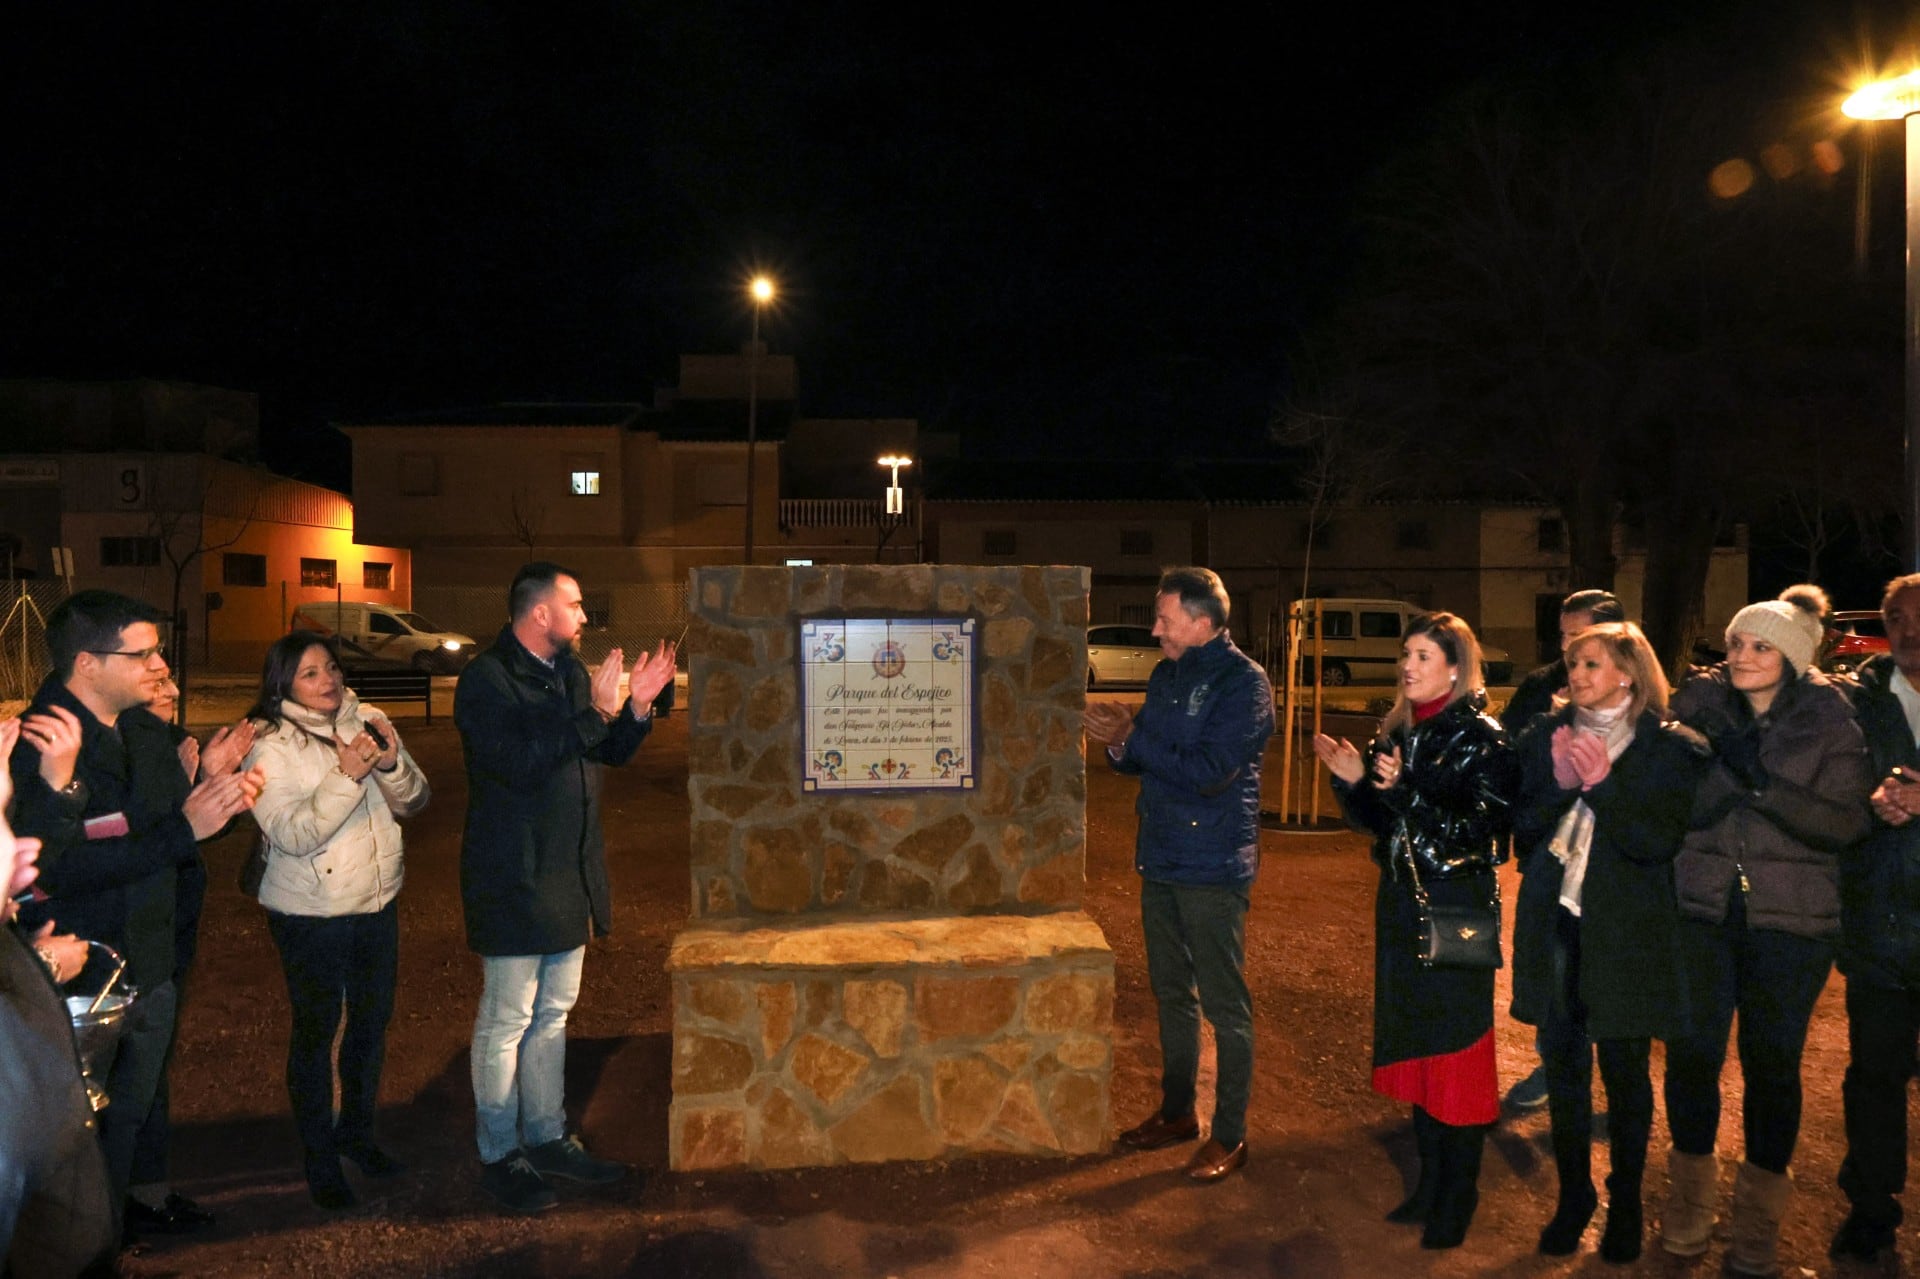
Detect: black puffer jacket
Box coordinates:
(1838, 655, 1920, 987)
(1335, 693, 1517, 880)
(1670, 666, 1873, 941)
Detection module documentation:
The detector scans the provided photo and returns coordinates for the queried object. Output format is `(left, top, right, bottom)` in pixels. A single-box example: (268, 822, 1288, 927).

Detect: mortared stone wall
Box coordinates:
(669, 565, 1115, 1171)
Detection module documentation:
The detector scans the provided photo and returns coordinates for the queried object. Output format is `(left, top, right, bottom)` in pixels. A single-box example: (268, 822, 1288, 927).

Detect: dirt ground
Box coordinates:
(105, 695, 1889, 1279)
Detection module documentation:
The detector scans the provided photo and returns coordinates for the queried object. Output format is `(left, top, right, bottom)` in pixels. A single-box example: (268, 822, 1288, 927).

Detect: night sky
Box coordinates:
(2, 2, 1911, 490)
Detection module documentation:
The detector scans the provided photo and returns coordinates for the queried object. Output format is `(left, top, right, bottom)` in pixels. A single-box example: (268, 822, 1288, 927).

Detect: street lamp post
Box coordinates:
(876, 454, 912, 561)
(1846, 72, 1920, 572)
(743, 274, 775, 564)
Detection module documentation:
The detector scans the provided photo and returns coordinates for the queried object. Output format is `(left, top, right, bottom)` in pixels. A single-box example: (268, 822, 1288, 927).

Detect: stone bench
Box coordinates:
(667, 911, 1114, 1171)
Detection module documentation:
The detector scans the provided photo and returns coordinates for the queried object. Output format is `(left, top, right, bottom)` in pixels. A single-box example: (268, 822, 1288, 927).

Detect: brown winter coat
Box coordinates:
(1669, 667, 1873, 942)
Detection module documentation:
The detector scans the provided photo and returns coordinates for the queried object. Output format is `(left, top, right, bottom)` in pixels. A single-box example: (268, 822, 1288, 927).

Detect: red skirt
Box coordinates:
(1371, 1028, 1498, 1125)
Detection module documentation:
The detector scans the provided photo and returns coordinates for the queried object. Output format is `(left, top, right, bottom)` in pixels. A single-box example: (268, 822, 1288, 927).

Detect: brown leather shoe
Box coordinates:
(1117, 1111, 1200, 1150)
(1185, 1138, 1248, 1182)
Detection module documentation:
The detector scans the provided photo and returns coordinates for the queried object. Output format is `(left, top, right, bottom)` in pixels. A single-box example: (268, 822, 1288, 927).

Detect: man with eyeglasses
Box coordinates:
(7, 590, 262, 1244)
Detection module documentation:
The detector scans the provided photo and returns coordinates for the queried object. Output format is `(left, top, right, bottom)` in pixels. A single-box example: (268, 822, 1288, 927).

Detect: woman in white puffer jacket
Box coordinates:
(243, 630, 428, 1211)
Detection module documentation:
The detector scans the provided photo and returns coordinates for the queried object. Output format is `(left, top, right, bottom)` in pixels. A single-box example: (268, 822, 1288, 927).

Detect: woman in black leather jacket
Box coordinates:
(1315, 611, 1516, 1250)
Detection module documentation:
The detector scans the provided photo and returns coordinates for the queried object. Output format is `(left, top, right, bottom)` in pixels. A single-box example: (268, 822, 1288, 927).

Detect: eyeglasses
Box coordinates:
(87, 646, 167, 663)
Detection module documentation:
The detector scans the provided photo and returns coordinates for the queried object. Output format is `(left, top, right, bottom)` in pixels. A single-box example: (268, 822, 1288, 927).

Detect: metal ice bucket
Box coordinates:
(64, 940, 136, 1113)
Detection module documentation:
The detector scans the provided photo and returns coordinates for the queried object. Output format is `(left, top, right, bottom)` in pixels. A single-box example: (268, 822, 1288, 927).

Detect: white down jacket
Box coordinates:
(245, 691, 429, 917)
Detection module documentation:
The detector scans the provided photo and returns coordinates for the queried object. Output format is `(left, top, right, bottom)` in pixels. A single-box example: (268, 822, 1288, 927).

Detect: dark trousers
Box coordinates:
(100, 977, 177, 1223)
(1141, 879, 1253, 1149)
(1540, 910, 1653, 1198)
(1838, 978, 1920, 1227)
(1663, 903, 1833, 1173)
(266, 903, 399, 1158)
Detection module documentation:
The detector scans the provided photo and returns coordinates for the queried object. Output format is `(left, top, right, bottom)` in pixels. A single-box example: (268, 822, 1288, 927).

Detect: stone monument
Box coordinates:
(667, 564, 1114, 1170)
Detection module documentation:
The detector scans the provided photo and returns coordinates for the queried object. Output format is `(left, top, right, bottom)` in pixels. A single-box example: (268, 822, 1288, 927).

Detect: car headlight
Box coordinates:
(441, 640, 462, 651)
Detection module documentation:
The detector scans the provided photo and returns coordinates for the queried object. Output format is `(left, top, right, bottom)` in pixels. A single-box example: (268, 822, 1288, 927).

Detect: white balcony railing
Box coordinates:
(779, 498, 917, 529)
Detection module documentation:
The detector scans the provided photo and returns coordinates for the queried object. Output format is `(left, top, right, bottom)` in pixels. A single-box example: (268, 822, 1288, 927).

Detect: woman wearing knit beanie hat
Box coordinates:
(1657, 584, 1872, 1275)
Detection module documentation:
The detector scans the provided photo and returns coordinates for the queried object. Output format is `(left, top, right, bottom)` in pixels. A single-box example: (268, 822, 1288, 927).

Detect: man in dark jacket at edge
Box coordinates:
(1832, 572, 1920, 1261)
(455, 562, 675, 1215)
(1498, 588, 1625, 1112)
(1083, 567, 1275, 1184)
(0, 722, 115, 1278)
(8, 591, 260, 1244)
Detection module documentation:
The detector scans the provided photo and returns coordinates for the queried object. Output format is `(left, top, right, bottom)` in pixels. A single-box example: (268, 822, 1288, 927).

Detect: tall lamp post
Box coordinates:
(877, 454, 912, 561)
(1846, 72, 1920, 571)
(743, 274, 776, 564)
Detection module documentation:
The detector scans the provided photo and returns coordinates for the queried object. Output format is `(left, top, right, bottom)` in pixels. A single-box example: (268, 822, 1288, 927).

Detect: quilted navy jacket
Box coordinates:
(1110, 632, 1275, 886)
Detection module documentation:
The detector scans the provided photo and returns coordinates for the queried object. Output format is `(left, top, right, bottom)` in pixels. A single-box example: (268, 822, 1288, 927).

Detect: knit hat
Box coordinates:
(1724, 595, 1824, 673)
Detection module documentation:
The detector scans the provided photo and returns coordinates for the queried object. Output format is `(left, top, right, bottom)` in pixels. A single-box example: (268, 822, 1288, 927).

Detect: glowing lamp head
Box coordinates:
(1845, 71, 1920, 120)
(750, 276, 775, 304)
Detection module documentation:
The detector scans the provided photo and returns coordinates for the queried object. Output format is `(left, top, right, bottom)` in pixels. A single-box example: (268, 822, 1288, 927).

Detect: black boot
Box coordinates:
(1387, 1107, 1441, 1224)
(1421, 1122, 1486, 1250)
(1539, 1096, 1597, 1255)
(1599, 1100, 1649, 1264)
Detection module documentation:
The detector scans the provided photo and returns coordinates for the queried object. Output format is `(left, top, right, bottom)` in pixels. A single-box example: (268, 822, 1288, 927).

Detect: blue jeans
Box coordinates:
(1141, 879, 1253, 1149)
(471, 948, 584, 1164)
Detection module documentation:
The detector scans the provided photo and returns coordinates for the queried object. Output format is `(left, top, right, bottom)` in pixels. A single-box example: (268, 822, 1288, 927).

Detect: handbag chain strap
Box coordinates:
(1396, 820, 1501, 915)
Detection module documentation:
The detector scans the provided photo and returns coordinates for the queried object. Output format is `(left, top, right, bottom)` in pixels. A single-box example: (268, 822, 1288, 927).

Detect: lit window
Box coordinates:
(570, 471, 601, 496)
(300, 558, 337, 588)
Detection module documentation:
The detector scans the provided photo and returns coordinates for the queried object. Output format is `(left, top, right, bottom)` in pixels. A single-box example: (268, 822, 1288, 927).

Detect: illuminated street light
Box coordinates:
(743, 274, 776, 563)
(1845, 72, 1920, 570)
(877, 454, 913, 561)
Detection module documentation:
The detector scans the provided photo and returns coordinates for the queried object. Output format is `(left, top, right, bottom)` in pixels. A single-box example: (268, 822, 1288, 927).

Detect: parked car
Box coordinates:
(1822, 609, 1889, 675)
(1287, 597, 1514, 687)
(1087, 624, 1161, 688)
(289, 601, 478, 674)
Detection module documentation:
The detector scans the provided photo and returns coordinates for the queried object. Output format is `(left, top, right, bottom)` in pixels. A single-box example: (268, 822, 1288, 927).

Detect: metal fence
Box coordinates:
(0, 581, 69, 702)
(411, 582, 692, 666)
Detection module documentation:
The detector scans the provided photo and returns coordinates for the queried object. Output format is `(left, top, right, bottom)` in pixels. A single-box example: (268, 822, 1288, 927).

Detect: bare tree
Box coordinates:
(1290, 45, 1894, 674)
(501, 485, 545, 562)
(151, 466, 261, 724)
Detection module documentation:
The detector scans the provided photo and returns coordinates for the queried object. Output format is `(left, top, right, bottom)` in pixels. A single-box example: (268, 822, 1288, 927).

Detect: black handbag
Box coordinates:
(1399, 827, 1502, 970)
(238, 834, 268, 898)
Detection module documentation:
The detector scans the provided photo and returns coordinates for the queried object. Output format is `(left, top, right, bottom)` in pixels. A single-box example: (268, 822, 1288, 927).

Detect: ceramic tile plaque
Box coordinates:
(800, 617, 976, 791)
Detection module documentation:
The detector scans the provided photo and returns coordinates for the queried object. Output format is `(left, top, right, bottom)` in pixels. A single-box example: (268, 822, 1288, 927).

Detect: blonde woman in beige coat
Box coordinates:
(244, 631, 428, 1210)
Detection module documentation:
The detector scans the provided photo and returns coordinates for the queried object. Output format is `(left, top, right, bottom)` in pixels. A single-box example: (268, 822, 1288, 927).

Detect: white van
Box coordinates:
(289, 601, 478, 674)
(1287, 598, 1513, 687)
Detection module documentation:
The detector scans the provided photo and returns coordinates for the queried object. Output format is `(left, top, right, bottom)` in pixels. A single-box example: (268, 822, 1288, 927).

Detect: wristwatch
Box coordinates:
(54, 778, 86, 806)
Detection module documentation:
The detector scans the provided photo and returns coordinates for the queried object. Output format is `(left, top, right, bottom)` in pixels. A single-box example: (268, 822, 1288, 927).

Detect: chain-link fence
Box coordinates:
(411, 583, 691, 666)
(0, 581, 70, 703)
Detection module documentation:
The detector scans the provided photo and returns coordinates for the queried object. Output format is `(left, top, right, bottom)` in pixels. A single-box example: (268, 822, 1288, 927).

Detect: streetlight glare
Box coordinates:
(750, 275, 775, 303)
(1844, 71, 1920, 120)
(876, 455, 912, 469)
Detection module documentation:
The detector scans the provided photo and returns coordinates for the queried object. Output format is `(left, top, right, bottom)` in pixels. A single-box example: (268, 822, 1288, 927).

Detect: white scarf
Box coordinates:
(1549, 702, 1635, 916)
(271, 688, 377, 752)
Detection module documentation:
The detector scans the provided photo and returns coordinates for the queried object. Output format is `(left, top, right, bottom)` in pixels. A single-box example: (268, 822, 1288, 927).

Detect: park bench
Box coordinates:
(342, 668, 433, 722)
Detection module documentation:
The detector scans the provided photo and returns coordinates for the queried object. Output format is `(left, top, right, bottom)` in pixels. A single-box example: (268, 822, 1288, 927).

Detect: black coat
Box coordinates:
(454, 628, 652, 956)
(1333, 695, 1516, 1066)
(0, 925, 114, 1276)
(1510, 707, 1709, 1040)
(8, 677, 198, 988)
(1838, 655, 1920, 988)
(1501, 658, 1565, 735)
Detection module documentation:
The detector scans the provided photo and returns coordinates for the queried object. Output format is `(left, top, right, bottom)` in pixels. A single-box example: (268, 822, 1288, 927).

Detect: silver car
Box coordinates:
(1087, 624, 1162, 688)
